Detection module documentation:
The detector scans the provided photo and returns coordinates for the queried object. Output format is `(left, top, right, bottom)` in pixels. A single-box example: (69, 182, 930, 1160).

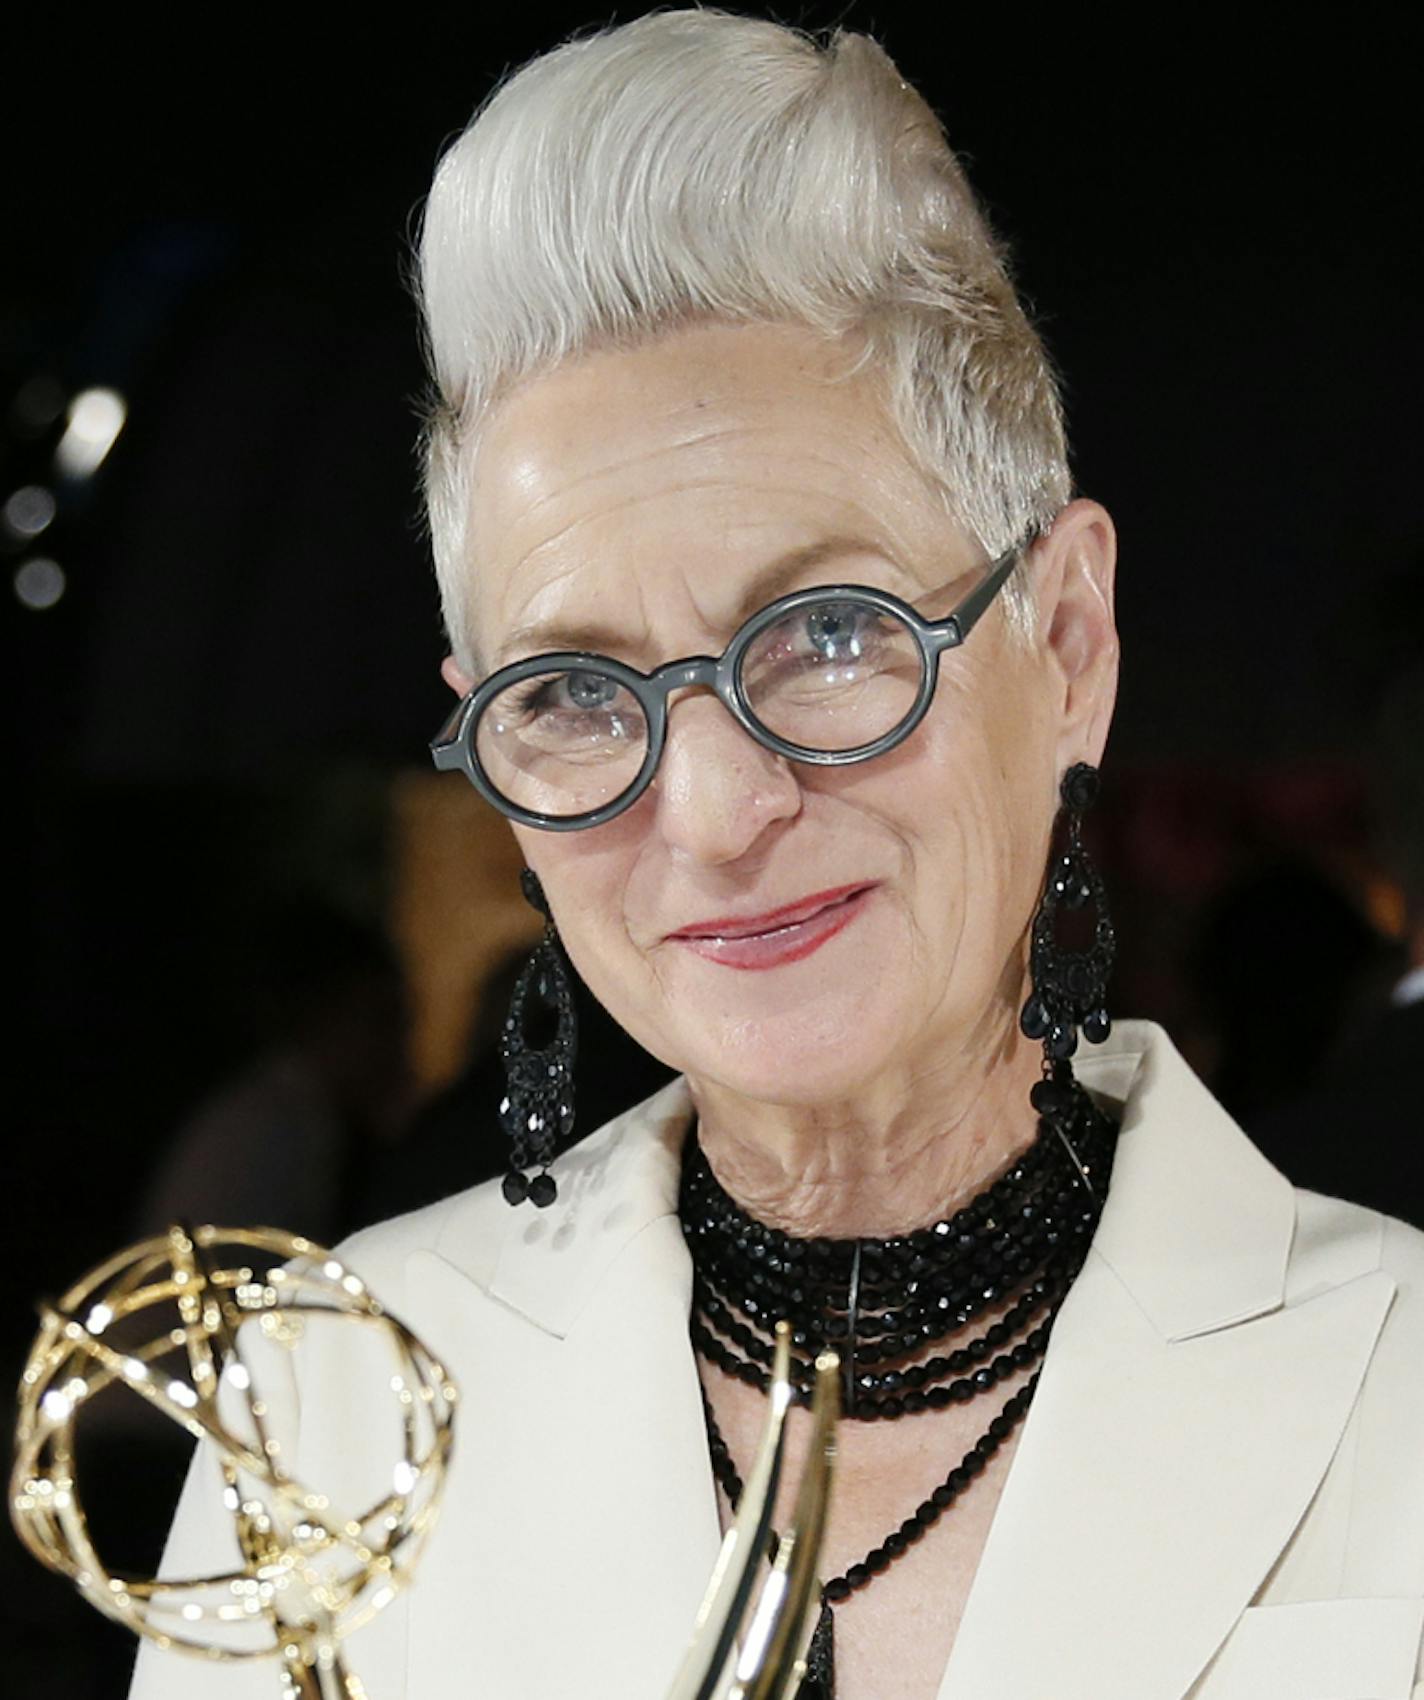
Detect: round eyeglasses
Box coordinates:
(429, 539, 1029, 830)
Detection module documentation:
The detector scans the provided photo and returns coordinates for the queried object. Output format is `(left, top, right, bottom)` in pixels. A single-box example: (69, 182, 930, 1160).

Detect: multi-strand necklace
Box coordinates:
(678, 1064, 1120, 1699)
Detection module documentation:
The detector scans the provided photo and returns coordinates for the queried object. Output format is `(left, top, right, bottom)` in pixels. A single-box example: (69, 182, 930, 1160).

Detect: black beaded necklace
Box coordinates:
(678, 1066, 1119, 1699)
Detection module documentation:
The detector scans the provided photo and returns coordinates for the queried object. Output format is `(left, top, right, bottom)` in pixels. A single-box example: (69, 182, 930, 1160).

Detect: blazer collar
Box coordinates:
(430, 1017, 1298, 1348)
(1072, 1019, 1297, 1341)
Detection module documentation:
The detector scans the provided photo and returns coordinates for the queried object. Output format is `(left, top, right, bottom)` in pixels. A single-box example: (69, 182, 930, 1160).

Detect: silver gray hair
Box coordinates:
(417, 8, 1071, 675)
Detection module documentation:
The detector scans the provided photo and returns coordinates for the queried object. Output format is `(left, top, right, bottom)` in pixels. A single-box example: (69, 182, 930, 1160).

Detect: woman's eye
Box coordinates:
(561, 671, 619, 710)
(499, 672, 648, 755)
(762, 603, 881, 668)
(802, 603, 874, 659)
(516, 671, 619, 716)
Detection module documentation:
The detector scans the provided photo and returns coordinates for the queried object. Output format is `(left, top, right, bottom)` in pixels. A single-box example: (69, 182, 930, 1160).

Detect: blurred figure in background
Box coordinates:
(1244, 657, 1424, 1226)
(135, 903, 412, 1245)
(1186, 855, 1382, 1125)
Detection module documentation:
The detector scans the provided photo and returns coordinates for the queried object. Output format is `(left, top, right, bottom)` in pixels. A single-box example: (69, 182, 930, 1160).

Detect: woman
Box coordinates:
(131, 12, 1424, 1699)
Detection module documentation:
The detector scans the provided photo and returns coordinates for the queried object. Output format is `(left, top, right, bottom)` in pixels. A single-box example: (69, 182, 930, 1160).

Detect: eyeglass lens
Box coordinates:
(474, 595, 926, 820)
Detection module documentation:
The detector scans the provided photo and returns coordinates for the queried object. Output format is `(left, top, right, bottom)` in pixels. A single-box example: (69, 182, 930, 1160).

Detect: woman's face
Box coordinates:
(443, 321, 1118, 1107)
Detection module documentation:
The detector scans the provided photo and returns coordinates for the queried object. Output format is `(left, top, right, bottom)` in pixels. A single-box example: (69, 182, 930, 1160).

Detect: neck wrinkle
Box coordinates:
(689, 1024, 1045, 1240)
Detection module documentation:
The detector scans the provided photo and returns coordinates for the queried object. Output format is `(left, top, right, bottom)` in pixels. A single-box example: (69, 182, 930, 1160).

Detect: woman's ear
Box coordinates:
(1037, 499, 1120, 773)
(441, 655, 475, 697)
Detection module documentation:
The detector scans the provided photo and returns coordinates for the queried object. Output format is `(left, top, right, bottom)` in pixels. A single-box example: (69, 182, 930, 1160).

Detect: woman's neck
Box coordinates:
(686, 1014, 1045, 1240)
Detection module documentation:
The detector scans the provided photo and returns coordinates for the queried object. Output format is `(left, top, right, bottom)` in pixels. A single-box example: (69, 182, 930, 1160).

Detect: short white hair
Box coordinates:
(417, 8, 1071, 674)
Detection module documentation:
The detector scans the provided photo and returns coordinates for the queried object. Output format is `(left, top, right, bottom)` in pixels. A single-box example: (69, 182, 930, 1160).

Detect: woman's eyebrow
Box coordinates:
(493, 536, 911, 664)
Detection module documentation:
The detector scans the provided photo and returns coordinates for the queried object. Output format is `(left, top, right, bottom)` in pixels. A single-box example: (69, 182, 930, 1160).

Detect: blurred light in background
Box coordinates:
(3, 485, 57, 540)
(55, 387, 126, 479)
(14, 556, 67, 610)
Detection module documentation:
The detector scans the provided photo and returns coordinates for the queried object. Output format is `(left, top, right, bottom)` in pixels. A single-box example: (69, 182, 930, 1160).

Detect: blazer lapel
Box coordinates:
(938, 1021, 1398, 1700)
(400, 1076, 724, 1700)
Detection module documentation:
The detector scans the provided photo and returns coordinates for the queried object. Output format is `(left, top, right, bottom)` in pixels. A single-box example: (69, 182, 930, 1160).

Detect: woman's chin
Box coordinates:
(608, 898, 917, 1100)
(673, 1000, 909, 1107)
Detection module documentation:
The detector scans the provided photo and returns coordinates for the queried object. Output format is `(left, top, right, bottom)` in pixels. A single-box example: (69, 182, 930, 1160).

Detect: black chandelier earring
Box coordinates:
(1021, 763, 1117, 1199)
(498, 867, 578, 1208)
(1021, 762, 1116, 1065)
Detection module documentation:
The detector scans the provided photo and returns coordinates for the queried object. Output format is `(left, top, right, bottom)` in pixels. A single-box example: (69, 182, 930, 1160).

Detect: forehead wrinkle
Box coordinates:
(484, 474, 960, 670)
(493, 372, 914, 513)
(481, 358, 941, 554)
(490, 463, 859, 619)
(493, 397, 796, 510)
(509, 458, 927, 578)
(500, 430, 698, 518)
(501, 423, 856, 549)
(490, 549, 654, 665)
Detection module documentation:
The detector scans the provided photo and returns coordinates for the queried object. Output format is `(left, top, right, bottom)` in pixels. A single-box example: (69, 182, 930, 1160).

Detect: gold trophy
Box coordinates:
(11, 1223, 456, 1698)
(669, 1323, 840, 1700)
(12, 1229, 836, 1699)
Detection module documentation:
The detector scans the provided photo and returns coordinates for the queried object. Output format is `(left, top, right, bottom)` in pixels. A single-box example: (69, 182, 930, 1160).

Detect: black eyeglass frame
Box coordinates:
(429, 538, 1030, 831)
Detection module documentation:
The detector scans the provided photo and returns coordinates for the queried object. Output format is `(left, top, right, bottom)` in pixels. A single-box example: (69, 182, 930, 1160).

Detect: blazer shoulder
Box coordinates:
(1379, 1206, 1424, 1285)
(1361, 1202, 1424, 1360)
(326, 1085, 677, 1314)
(1374, 1206, 1424, 1362)
(332, 1175, 513, 1309)
(1285, 1184, 1424, 1293)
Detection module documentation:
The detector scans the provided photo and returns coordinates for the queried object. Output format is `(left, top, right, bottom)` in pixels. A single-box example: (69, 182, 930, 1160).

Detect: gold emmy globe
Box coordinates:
(11, 1223, 457, 1699)
(12, 1226, 837, 1700)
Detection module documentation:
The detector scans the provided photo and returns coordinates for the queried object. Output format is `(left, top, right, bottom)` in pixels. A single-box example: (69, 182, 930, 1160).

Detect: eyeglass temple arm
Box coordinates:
(941, 543, 1027, 647)
(429, 695, 476, 769)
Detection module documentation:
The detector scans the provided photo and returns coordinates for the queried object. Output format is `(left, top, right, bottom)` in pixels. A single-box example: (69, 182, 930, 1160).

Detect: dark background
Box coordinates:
(6, 7, 1421, 1695)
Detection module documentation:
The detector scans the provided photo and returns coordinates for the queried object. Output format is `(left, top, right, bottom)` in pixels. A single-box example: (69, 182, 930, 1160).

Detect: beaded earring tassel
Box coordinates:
(1020, 761, 1116, 1060)
(498, 869, 578, 1208)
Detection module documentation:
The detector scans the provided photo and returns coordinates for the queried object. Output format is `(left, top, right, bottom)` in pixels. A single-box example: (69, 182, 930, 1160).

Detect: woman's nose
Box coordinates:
(651, 694, 802, 864)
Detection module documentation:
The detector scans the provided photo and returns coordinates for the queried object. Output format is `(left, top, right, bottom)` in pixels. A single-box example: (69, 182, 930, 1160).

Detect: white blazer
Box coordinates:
(130, 1018, 1424, 1700)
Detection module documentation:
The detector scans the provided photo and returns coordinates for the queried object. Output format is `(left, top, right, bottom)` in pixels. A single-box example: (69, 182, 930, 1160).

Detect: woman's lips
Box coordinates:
(668, 884, 875, 970)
